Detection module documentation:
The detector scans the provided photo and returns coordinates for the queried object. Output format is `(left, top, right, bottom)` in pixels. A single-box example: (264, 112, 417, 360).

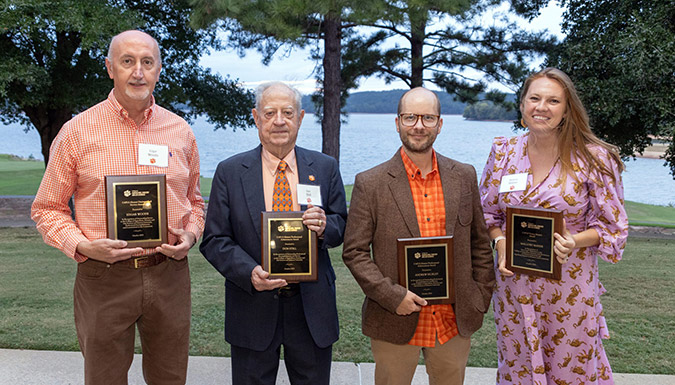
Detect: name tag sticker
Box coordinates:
(499, 173, 528, 193)
(297, 184, 322, 206)
(138, 143, 169, 168)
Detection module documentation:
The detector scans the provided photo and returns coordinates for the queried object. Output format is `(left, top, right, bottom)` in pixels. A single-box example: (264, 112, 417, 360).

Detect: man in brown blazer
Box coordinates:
(342, 87, 495, 385)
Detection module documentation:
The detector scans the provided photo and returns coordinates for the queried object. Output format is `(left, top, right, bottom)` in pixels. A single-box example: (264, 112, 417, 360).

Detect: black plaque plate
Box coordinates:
(506, 206, 563, 280)
(397, 236, 454, 305)
(261, 211, 318, 282)
(105, 174, 168, 248)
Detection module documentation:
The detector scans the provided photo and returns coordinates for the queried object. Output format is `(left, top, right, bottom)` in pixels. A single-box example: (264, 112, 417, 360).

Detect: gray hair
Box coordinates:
(255, 82, 303, 111)
(107, 30, 162, 67)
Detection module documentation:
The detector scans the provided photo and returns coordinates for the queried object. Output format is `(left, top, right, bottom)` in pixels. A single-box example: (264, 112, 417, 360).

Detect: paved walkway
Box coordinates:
(0, 196, 35, 227)
(1, 348, 674, 385)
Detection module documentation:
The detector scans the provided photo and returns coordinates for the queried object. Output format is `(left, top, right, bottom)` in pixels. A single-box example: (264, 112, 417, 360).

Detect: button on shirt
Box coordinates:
(400, 147, 459, 347)
(31, 90, 205, 262)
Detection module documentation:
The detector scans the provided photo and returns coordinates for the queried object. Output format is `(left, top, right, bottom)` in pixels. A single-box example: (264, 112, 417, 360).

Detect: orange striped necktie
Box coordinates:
(272, 160, 292, 211)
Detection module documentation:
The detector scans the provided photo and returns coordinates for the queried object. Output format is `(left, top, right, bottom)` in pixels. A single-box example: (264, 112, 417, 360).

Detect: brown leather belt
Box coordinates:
(116, 253, 168, 269)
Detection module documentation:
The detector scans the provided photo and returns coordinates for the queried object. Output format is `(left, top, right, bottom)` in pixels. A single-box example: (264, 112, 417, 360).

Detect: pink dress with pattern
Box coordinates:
(479, 134, 628, 385)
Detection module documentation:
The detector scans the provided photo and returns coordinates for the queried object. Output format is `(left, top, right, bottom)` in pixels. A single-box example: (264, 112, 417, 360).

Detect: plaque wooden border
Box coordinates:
(397, 236, 454, 305)
(506, 206, 563, 280)
(261, 211, 318, 282)
(105, 174, 168, 248)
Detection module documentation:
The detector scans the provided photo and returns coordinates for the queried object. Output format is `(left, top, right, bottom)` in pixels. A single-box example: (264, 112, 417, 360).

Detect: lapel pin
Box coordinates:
(309, 175, 315, 181)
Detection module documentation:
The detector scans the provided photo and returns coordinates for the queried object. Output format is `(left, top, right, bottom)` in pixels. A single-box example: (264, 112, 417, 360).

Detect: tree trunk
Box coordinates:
(410, 11, 427, 88)
(24, 106, 73, 167)
(321, 11, 342, 164)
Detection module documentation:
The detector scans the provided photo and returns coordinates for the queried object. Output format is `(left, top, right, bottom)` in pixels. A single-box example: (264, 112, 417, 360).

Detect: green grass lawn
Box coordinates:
(200, 176, 212, 199)
(0, 154, 216, 199)
(624, 200, 675, 227)
(3, 154, 673, 227)
(0, 154, 45, 195)
(0, 227, 673, 374)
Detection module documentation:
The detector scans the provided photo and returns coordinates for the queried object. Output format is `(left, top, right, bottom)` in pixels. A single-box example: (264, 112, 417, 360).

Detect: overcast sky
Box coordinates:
(198, 3, 565, 94)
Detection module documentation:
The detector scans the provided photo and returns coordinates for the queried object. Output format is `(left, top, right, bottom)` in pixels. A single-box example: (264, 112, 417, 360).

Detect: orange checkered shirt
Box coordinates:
(400, 148, 458, 347)
(31, 90, 205, 262)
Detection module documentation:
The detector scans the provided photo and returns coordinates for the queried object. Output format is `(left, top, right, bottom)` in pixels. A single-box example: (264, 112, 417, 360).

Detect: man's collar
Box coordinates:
(400, 147, 438, 180)
(261, 146, 297, 175)
(106, 89, 156, 122)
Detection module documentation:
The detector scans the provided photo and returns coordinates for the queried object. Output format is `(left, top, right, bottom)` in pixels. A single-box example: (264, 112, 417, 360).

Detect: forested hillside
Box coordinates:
(302, 90, 467, 114)
(302, 90, 515, 121)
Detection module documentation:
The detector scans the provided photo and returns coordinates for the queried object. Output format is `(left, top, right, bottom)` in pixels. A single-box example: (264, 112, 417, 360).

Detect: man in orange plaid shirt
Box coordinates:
(342, 87, 495, 385)
(31, 30, 204, 384)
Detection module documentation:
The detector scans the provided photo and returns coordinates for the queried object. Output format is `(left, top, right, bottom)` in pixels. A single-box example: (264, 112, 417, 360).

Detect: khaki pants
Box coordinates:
(371, 335, 471, 385)
(74, 257, 191, 385)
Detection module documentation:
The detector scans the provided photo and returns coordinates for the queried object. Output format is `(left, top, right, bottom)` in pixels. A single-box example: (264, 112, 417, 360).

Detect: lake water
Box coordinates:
(2, 114, 674, 206)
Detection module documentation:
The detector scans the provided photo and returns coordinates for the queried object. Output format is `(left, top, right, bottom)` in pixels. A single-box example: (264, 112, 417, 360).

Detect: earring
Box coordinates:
(520, 118, 527, 128)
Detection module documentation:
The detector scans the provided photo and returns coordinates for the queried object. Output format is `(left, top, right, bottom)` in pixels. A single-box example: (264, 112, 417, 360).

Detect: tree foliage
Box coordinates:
(548, 0, 675, 177)
(352, 0, 558, 106)
(0, 0, 253, 165)
(190, 0, 385, 164)
(190, 0, 557, 163)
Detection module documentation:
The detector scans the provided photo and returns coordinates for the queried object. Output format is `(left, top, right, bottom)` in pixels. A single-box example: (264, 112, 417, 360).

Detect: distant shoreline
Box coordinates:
(1, 142, 666, 160)
(463, 118, 513, 123)
(636, 142, 668, 159)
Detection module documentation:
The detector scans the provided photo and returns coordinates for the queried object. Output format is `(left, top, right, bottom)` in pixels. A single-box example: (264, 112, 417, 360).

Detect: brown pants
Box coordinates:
(371, 335, 471, 385)
(74, 257, 191, 385)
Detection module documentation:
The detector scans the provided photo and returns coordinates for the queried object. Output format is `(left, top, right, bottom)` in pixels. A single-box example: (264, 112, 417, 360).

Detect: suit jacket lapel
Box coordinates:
(241, 145, 265, 239)
(295, 147, 316, 187)
(437, 155, 459, 236)
(387, 152, 420, 237)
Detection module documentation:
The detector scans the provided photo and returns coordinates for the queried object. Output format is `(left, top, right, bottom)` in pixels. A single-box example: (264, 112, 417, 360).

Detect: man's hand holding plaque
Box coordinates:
(397, 236, 454, 305)
(261, 211, 318, 282)
(105, 174, 168, 248)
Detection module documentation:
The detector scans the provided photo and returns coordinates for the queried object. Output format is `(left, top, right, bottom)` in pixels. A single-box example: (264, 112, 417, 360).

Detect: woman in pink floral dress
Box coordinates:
(479, 68, 628, 385)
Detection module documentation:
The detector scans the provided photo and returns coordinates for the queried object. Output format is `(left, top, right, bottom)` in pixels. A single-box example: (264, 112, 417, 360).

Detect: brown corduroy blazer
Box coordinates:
(342, 149, 495, 344)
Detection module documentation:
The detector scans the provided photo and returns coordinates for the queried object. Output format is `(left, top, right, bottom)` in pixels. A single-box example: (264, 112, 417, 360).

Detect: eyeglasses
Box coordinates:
(398, 113, 440, 128)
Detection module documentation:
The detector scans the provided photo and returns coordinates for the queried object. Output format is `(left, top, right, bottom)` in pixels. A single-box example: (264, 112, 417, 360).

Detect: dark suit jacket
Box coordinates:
(200, 145, 348, 350)
(342, 149, 495, 344)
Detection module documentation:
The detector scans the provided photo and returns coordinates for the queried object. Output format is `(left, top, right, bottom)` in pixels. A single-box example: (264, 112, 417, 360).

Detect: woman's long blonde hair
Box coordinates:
(520, 68, 624, 183)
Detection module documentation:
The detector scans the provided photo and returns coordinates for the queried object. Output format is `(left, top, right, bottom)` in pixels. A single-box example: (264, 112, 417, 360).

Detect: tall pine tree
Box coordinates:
(191, 0, 387, 163)
(355, 0, 557, 106)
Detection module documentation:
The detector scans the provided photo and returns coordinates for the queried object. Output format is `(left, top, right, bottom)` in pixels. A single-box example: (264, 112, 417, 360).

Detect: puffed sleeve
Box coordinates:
(479, 136, 509, 229)
(585, 149, 628, 263)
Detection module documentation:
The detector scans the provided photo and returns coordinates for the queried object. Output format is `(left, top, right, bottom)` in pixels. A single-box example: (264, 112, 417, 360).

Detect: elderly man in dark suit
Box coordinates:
(200, 82, 348, 385)
(342, 87, 495, 385)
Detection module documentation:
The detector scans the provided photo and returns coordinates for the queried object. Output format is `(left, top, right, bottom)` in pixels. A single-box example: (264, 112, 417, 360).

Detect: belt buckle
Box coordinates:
(134, 256, 149, 269)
